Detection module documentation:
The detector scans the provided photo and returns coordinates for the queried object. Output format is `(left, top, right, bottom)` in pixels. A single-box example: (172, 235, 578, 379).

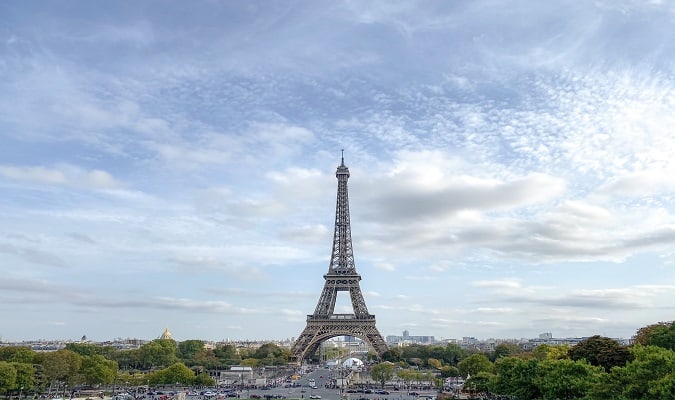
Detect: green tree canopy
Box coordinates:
(381, 347, 403, 363)
(457, 353, 493, 378)
(214, 345, 240, 365)
(619, 345, 675, 400)
(531, 344, 570, 361)
(443, 344, 466, 366)
(632, 321, 675, 350)
(193, 372, 215, 387)
(241, 358, 259, 368)
(11, 362, 36, 393)
(427, 358, 442, 370)
(138, 339, 178, 369)
(178, 340, 205, 363)
(464, 371, 494, 394)
(493, 357, 541, 400)
(148, 363, 195, 385)
(440, 365, 460, 378)
(568, 335, 632, 371)
(65, 343, 105, 357)
(534, 359, 603, 400)
(0, 361, 17, 394)
(370, 363, 395, 388)
(40, 349, 82, 385)
(80, 355, 117, 385)
(644, 321, 675, 351)
(491, 343, 522, 361)
(0, 347, 35, 364)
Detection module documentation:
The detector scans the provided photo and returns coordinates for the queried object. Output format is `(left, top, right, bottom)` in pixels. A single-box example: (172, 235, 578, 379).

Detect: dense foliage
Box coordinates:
(0, 339, 291, 395)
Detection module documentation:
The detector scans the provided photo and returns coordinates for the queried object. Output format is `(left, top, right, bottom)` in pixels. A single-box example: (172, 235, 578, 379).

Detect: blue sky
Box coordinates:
(1, 0, 674, 343)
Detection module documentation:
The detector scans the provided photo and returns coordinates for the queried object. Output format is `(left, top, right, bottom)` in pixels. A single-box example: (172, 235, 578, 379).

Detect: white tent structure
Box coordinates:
(342, 357, 364, 369)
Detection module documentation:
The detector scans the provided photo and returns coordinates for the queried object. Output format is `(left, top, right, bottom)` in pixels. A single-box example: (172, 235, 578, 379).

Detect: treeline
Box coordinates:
(0, 340, 292, 396)
(378, 321, 675, 400)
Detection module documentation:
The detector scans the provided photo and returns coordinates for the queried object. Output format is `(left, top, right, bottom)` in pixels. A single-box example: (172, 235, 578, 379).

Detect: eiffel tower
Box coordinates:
(291, 153, 388, 362)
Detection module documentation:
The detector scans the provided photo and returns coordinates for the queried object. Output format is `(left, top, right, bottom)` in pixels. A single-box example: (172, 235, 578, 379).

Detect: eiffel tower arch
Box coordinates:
(292, 153, 388, 362)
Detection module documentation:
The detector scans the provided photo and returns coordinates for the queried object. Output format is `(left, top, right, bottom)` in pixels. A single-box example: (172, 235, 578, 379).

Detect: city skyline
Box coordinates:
(1, 1, 674, 342)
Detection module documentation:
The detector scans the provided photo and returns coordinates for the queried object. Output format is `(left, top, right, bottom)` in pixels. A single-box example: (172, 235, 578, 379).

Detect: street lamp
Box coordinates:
(19, 386, 23, 400)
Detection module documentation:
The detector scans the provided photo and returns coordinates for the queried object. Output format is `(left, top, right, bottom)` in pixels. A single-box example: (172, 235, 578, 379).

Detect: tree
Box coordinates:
(633, 321, 675, 350)
(464, 372, 494, 395)
(646, 373, 675, 399)
(80, 355, 117, 385)
(65, 343, 105, 357)
(648, 321, 675, 351)
(493, 357, 540, 400)
(241, 358, 259, 368)
(381, 348, 403, 363)
(568, 335, 632, 371)
(427, 358, 442, 370)
(0, 347, 35, 364)
(138, 340, 177, 369)
(443, 344, 466, 365)
(422, 346, 447, 363)
(491, 343, 522, 361)
(193, 349, 220, 369)
(252, 343, 291, 365)
(193, 372, 215, 386)
(396, 369, 415, 388)
(0, 361, 17, 395)
(370, 363, 395, 388)
(177, 340, 205, 364)
(149, 363, 194, 385)
(214, 345, 240, 365)
(41, 349, 82, 385)
(534, 359, 603, 400)
(531, 344, 570, 361)
(457, 354, 493, 378)
(620, 345, 675, 400)
(11, 363, 35, 393)
(440, 366, 459, 378)
(112, 349, 141, 370)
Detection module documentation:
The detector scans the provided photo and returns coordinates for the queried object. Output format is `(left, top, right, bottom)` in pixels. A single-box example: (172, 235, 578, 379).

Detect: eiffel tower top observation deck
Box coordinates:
(291, 153, 387, 361)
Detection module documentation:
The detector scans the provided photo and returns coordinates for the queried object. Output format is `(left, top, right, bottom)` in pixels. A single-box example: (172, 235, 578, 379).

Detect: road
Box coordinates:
(242, 368, 435, 400)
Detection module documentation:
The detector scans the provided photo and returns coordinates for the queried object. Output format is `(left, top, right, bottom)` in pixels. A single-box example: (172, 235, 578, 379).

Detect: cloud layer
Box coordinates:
(0, 0, 674, 342)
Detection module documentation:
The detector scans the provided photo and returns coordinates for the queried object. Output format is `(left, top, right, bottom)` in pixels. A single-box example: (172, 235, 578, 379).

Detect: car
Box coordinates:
(309, 396, 321, 399)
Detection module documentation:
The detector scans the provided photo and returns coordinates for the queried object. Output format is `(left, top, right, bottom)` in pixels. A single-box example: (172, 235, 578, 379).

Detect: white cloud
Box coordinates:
(598, 169, 675, 197)
(0, 164, 123, 189)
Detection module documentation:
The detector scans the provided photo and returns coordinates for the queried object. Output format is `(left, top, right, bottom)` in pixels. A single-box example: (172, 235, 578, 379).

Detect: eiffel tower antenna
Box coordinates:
(291, 154, 388, 362)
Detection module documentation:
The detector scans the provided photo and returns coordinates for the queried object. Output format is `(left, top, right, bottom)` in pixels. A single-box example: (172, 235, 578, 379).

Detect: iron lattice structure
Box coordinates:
(291, 155, 388, 362)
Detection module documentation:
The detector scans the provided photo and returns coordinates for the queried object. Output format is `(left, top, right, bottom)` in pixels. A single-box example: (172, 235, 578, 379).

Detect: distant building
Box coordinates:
(160, 327, 173, 340)
(386, 331, 435, 345)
